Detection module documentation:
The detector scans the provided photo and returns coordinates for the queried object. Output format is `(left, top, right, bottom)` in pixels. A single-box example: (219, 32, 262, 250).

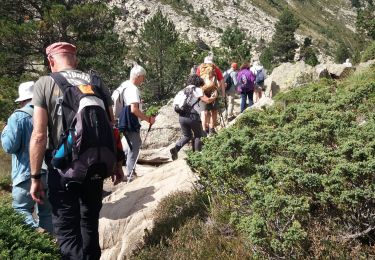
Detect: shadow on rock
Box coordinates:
(100, 186, 155, 220)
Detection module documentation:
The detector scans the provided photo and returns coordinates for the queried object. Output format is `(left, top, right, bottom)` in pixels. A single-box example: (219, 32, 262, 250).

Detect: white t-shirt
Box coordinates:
(112, 80, 142, 119)
(191, 86, 205, 114)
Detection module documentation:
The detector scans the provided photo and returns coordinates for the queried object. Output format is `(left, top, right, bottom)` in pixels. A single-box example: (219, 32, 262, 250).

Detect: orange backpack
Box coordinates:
(199, 63, 219, 96)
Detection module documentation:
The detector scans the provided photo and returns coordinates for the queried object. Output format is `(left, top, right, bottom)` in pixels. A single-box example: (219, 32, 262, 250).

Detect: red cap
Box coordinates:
(231, 63, 238, 70)
(46, 42, 77, 57)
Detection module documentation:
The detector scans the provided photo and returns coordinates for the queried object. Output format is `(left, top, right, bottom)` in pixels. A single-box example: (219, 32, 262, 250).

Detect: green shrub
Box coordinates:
(361, 41, 375, 62)
(0, 201, 59, 259)
(187, 67, 375, 258)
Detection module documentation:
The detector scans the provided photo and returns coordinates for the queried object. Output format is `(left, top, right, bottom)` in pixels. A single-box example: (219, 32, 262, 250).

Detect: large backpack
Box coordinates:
(237, 73, 253, 93)
(255, 68, 265, 84)
(50, 72, 116, 182)
(112, 85, 126, 119)
(199, 63, 219, 95)
(224, 71, 235, 91)
(173, 85, 200, 115)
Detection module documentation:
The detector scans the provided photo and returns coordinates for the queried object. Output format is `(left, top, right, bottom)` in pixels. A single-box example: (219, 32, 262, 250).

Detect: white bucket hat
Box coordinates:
(15, 81, 34, 102)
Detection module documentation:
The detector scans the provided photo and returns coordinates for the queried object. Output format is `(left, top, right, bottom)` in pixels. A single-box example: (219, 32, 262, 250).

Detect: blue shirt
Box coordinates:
(1, 103, 33, 186)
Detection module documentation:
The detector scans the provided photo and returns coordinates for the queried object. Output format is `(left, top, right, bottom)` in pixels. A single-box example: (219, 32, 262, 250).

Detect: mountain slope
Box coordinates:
(113, 0, 358, 60)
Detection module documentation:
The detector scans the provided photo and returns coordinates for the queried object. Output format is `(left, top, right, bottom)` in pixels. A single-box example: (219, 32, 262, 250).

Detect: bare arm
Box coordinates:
(130, 103, 155, 125)
(200, 95, 215, 104)
(108, 106, 115, 126)
(220, 79, 225, 97)
(29, 106, 48, 204)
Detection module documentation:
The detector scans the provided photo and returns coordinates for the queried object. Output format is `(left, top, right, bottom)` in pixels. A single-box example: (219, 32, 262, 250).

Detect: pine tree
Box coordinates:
(220, 22, 252, 65)
(270, 10, 300, 63)
(356, 2, 375, 40)
(0, 0, 126, 87)
(135, 10, 194, 102)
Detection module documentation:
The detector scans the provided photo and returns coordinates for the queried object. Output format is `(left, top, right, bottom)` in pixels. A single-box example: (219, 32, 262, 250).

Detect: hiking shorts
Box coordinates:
(202, 99, 220, 111)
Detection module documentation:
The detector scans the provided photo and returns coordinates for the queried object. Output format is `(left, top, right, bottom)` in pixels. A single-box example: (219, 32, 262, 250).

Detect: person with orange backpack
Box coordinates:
(196, 55, 225, 135)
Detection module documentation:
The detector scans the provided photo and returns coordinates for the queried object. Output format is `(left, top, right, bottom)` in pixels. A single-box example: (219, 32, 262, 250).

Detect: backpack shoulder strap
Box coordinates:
(89, 71, 112, 120)
(50, 72, 72, 93)
(15, 106, 33, 117)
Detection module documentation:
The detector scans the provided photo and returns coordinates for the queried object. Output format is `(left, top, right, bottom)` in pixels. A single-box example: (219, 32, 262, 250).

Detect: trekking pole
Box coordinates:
(127, 123, 152, 184)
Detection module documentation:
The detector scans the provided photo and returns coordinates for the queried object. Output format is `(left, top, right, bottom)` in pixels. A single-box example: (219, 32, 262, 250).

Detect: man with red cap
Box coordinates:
(223, 63, 239, 122)
(29, 42, 122, 259)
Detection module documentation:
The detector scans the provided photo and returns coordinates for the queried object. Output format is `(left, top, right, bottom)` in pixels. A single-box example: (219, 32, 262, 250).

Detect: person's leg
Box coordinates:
(191, 118, 204, 151)
(80, 164, 104, 260)
(48, 169, 83, 259)
(227, 92, 235, 118)
(171, 116, 193, 160)
(12, 179, 38, 228)
(175, 116, 193, 150)
(205, 110, 211, 131)
(209, 110, 217, 129)
(248, 91, 254, 107)
(125, 131, 142, 176)
(37, 171, 53, 234)
(240, 92, 246, 113)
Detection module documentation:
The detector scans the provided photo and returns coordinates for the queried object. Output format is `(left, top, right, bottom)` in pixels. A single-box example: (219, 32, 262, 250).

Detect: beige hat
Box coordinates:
(15, 81, 34, 102)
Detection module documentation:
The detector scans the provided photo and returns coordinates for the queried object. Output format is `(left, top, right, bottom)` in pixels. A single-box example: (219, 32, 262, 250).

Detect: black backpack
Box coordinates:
(50, 72, 116, 182)
(225, 72, 234, 91)
(173, 85, 200, 115)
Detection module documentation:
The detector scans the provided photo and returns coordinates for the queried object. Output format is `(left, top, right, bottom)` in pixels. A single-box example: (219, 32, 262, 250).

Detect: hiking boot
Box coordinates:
(170, 147, 178, 161)
(208, 128, 217, 135)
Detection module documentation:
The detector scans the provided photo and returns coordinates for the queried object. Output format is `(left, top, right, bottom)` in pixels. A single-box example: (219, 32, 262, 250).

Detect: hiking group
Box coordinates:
(171, 55, 267, 160)
(0, 41, 267, 259)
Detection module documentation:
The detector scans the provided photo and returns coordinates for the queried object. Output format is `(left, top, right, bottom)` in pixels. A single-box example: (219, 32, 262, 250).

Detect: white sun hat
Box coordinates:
(15, 81, 34, 102)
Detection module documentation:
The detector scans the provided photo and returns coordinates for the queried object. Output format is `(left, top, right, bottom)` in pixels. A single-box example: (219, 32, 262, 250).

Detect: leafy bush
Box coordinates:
(361, 41, 375, 62)
(0, 201, 59, 259)
(187, 67, 375, 258)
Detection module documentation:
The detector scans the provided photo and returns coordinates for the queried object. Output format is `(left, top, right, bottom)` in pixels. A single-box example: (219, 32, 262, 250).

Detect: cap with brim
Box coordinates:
(15, 81, 34, 102)
(46, 42, 77, 57)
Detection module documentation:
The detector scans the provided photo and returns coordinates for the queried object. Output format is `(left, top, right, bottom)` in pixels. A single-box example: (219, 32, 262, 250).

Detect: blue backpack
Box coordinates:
(255, 69, 265, 84)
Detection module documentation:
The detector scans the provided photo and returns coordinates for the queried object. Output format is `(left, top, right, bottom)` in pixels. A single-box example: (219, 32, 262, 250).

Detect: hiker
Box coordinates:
(112, 65, 156, 181)
(1, 81, 53, 234)
(343, 58, 352, 67)
(196, 55, 225, 135)
(251, 61, 267, 102)
(170, 74, 216, 160)
(237, 62, 255, 113)
(223, 63, 238, 122)
(29, 42, 123, 259)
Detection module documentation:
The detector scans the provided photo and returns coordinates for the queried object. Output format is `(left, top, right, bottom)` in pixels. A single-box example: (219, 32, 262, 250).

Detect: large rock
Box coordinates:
(326, 63, 356, 79)
(265, 61, 315, 96)
(354, 59, 375, 75)
(140, 100, 180, 150)
(314, 64, 330, 80)
(99, 157, 197, 259)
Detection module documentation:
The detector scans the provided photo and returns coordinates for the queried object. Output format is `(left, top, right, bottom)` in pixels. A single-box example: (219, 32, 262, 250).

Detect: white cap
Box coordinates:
(15, 81, 34, 102)
(204, 56, 213, 64)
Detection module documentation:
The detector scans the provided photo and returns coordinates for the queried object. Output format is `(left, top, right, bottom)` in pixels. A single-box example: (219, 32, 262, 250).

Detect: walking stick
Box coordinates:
(127, 123, 152, 184)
